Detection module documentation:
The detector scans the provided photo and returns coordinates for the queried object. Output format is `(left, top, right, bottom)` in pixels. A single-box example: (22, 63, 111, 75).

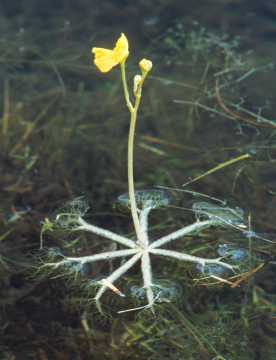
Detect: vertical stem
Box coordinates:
(120, 61, 133, 112)
(128, 110, 144, 244)
(120, 62, 144, 244)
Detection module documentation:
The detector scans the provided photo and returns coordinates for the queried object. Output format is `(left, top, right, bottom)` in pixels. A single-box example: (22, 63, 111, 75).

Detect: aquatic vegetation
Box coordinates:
(117, 189, 171, 210)
(1, 6, 276, 359)
(192, 201, 245, 228)
(217, 244, 248, 262)
(40, 34, 261, 314)
(111, 299, 256, 360)
(196, 262, 229, 277)
(42, 189, 237, 313)
(196, 243, 251, 278)
(129, 278, 183, 304)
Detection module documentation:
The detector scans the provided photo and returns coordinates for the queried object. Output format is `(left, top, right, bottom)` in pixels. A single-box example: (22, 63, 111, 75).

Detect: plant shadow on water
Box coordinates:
(1, 1, 276, 359)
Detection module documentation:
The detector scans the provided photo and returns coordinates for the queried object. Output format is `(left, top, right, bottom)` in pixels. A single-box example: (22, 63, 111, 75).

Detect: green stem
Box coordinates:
(120, 62, 144, 244)
(128, 110, 143, 243)
(120, 61, 133, 113)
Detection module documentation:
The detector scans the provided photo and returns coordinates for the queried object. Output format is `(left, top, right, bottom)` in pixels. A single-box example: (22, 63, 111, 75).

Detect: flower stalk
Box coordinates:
(120, 61, 150, 245)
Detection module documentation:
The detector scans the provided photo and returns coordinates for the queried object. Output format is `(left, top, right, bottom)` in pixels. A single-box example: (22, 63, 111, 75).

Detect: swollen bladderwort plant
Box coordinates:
(41, 34, 244, 313)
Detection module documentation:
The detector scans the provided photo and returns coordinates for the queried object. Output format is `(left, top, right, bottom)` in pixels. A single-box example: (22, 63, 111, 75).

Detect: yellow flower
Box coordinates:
(92, 33, 129, 73)
(139, 58, 152, 74)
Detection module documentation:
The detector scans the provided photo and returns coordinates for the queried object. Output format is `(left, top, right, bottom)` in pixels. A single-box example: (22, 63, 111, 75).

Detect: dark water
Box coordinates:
(1, 1, 276, 359)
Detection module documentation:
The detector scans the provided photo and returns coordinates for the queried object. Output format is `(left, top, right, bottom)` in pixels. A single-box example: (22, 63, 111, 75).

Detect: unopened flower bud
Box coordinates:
(139, 58, 152, 74)
(133, 74, 142, 95)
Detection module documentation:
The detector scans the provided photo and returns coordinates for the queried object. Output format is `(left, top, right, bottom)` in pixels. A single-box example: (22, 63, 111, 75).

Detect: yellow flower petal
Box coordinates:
(113, 33, 129, 63)
(92, 33, 129, 73)
(92, 48, 118, 73)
